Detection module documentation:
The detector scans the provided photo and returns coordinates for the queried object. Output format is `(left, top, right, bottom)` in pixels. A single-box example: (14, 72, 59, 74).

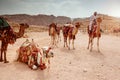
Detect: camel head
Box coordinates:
(49, 23, 57, 28)
(15, 23, 29, 38)
(75, 22, 82, 28)
(42, 46, 54, 58)
(96, 17, 102, 23)
(20, 23, 29, 29)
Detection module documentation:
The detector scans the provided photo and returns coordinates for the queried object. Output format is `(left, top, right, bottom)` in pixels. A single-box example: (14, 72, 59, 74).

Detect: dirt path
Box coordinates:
(0, 31, 120, 80)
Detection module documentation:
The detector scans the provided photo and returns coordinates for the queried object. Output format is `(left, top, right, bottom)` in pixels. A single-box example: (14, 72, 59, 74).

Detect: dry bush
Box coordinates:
(9, 22, 48, 32)
(26, 25, 48, 32)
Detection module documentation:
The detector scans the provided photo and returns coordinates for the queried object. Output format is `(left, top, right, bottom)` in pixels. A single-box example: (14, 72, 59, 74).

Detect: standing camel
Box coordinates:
(0, 21, 29, 63)
(68, 22, 81, 49)
(49, 23, 57, 47)
(87, 17, 102, 52)
(62, 24, 71, 48)
(62, 22, 81, 49)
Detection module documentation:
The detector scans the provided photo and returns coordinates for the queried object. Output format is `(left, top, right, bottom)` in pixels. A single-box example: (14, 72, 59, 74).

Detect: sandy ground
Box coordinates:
(0, 31, 120, 80)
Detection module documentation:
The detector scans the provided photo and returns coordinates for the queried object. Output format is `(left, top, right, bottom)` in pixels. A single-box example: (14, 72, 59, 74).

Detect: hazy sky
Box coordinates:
(0, 0, 120, 18)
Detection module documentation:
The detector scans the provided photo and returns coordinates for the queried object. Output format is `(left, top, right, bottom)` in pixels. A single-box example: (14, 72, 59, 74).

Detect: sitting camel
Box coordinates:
(0, 17, 29, 63)
(17, 39, 54, 70)
(87, 17, 102, 52)
(62, 22, 81, 49)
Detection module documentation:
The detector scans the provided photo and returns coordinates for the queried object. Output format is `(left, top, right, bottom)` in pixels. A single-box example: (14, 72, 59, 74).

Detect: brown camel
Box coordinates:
(62, 22, 81, 49)
(68, 22, 81, 49)
(62, 25, 70, 48)
(0, 22, 29, 63)
(87, 17, 102, 52)
(49, 23, 57, 47)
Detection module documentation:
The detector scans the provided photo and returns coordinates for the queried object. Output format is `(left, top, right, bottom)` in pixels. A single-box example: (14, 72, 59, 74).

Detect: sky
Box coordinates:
(0, 0, 120, 18)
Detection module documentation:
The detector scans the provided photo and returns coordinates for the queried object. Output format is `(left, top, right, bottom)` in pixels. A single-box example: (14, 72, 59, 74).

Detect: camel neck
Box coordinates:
(96, 22, 101, 33)
(17, 26, 25, 38)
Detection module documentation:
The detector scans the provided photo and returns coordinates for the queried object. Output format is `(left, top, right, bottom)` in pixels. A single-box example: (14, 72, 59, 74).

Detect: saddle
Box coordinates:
(63, 26, 70, 37)
(88, 25, 101, 37)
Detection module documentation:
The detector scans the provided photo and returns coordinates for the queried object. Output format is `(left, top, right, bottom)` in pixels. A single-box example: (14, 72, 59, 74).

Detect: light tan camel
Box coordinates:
(87, 17, 102, 52)
(49, 23, 57, 47)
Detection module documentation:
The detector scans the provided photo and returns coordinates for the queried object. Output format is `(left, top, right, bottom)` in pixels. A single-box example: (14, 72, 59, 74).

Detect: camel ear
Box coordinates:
(20, 23, 24, 26)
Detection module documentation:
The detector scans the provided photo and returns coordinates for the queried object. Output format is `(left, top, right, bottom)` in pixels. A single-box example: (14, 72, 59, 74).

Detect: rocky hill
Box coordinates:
(1, 14, 120, 33)
(73, 14, 120, 33)
(1, 14, 71, 26)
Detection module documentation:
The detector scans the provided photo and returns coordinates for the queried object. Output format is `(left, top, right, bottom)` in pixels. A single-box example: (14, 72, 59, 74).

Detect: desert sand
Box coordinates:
(0, 31, 120, 80)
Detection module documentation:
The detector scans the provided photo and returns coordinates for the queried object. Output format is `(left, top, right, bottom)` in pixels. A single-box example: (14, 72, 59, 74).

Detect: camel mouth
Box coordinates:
(9, 40, 15, 44)
(10, 42, 14, 44)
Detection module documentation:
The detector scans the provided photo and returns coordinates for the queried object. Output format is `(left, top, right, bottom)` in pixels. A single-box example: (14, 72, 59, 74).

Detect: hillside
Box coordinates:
(1, 14, 120, 33)
(1, 14, 71, 26)
(73, 14, 120, 33)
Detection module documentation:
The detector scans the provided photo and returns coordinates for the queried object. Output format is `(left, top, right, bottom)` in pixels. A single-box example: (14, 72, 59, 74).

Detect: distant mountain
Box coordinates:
(1, 14, 71, 26)
(1, 14, 120, 32)
(73, 14, 120, 32)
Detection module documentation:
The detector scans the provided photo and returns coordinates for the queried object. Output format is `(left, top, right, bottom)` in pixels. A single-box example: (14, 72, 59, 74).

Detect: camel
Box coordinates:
(68, 22, 81, 49)
(62, 24, 70, 48)
(87, 17, 102, 52)
(49, 23, 57, 47)
(63, 22, 81, 49)
(17, 39, 54, 70)
(0, 18, 29, 63)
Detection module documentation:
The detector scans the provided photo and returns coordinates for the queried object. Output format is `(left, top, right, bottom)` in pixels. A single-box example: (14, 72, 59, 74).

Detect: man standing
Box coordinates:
(89, 12, 98, 33)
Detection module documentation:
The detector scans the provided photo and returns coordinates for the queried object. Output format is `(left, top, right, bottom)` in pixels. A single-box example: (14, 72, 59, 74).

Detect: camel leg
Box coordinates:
(51, 36, 55, 47)
(3, 43, 9, 63)
(51, 36, 54, 46)
(97, 37, 100, 52)
(90, 37, 93, 52)
(59, 35, 61, 42)
(0, 45, 3, 62)
(52, 36, 55, 45)
(57, 35, 60, 43)
(72, 39, 75, 50)
(50, 36, 53, 46)
(56, 35, 58, 43)
(68, 38, 70, 50)
(64, 37, 68, 48)
(64, 37, 66, 47)
(53, 35, 57, 47)
(54, 36, 58, 48)
(66, 37, 69, 48)
(87, 37, 90, 49)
